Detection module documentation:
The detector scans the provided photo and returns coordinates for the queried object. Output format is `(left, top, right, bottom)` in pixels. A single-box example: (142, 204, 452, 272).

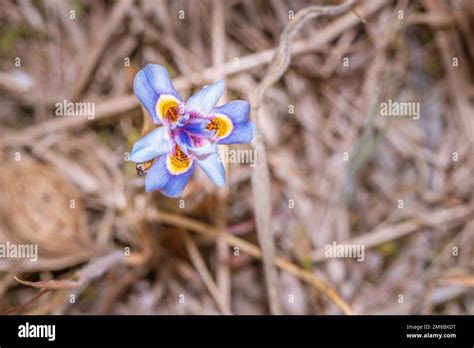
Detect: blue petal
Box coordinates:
(184, 118, 213, 137)
(173, 131, 193, 155)
(134, 64, 181, 124)
(189, 144, 226, 187)
(185, 80, 225, 116)
(176, 114, 190, 127)
(189, 142, 218, 157)
(170, 114, 190, 130)
(211, 100, 254, 144)
(130, 126, 173, 163)
(212, 100, 250, 124)
(218, 121, 255, 145)
(145, 155, 172, 192)
(145, 156, 195, 197)
(160, 162, 195, 197)
(143, 64, 180, 98)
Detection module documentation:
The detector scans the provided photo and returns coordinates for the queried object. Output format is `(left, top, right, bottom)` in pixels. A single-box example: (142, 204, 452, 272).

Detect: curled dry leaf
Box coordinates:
(14, 276, 83, 290)
(0, 156, 94, 271)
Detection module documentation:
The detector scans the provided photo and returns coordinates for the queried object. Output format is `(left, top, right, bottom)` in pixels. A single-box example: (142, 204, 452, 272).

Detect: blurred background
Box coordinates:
(0, 0, 473, 314)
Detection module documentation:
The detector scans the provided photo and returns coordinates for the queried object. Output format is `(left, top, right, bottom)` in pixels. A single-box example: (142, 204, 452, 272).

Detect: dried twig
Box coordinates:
(68, 0, 133, 101)
(212, 0, 232, 311)
(148, 209, 352, 315)
(12, 251, 124, 293)
(182, 231, 232, 315)
(437, 275, 474, 287)
(250, 0, 356, 315)
(0, 0, 385, 148)
(310, 205, 473, 262)
(0, 289, 50, 315)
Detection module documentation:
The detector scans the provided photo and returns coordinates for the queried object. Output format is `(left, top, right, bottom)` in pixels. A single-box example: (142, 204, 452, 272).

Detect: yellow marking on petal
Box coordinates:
(166, 145, 193, 175)
(206, 114, 233, 139)
(156, 95, 180, 122)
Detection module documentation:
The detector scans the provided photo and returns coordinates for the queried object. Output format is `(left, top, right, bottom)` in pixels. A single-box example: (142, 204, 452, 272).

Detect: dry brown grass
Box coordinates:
(0, 0, 473, 315)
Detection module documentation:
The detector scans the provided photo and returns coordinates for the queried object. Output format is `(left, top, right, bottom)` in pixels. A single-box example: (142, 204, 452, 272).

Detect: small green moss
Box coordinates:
(0, 24, 43, 56)
(0, 27, 19, 55)
(68, 0, 85, 15)
(127, 128, 141, 149)
(378, 241, 397, 257)
(82, 286, 97, 301)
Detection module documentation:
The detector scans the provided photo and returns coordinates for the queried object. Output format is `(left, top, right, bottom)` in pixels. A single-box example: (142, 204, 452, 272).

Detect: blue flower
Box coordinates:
(130, 64, 255, 197)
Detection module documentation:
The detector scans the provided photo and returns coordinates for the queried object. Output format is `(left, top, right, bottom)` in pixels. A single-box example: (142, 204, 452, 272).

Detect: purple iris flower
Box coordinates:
(129, 64, 255, 197)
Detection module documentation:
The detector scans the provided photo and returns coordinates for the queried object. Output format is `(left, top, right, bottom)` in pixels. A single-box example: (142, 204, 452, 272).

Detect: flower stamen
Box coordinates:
(167, 145, 192, 175)
(206, 115, 233, 139)
(157, 95, 181, 122)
